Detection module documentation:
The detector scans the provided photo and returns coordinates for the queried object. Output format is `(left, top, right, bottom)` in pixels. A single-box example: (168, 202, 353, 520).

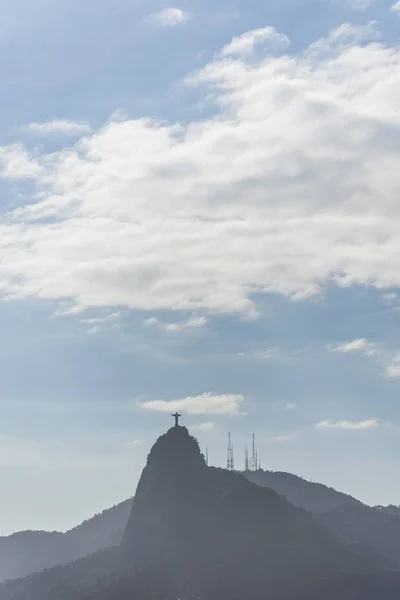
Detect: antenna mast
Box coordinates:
(227, 432, 235, 471)
(205, 447, 209, 466)
(252, 433, 257, 472)
(244, 445, 249, 471)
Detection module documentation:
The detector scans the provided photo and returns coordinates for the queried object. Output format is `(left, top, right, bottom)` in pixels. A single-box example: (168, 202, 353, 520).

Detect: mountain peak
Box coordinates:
(144, 425, 206, 475)
(121, 425, 207, 565)
(121, 422, 379, 599)
(5, 426, 400, 600)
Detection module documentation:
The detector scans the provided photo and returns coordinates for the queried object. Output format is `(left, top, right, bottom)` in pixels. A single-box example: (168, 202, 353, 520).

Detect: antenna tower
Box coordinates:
(205, 447, 209, 466)
(251, 433, 257, 472)
(227, 432, 235, 471)
(244, 445, 249, 471)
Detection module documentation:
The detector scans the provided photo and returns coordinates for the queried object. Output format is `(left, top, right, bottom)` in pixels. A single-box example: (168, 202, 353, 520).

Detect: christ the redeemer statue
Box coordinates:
(172, 412, 182, 427)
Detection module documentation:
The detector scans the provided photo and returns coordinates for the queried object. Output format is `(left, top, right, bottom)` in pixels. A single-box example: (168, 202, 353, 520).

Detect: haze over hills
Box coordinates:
(2, 426, 400, 600)
(3, 457, 400, 584)
(245, 470, 356, 513)
(248, 470, 400, 569)
(0, 500, 132, 583)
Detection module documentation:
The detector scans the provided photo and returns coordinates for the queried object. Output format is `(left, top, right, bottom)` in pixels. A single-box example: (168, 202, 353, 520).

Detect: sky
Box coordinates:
(0, 0, 400, 534)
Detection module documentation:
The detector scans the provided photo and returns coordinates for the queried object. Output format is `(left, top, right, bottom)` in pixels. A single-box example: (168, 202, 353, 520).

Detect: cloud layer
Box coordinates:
(0, 23, 400, 317)
(22, 120, 91, 137)
(327, 338, 377, 356)
(146, 8, 190, 27)
(140, 392, 244, 415)
(327, 338, 400, 378)
(221, 26, 290, 57)
(316, 419, 379, 430)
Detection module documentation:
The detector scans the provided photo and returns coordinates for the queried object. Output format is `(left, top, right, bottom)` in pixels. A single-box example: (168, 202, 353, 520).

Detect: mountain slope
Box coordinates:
(244, 469, 357, 513)
(0, 499, 132, 583)
(317, 501, 400, 568)
(245, 469, 400, 568)
(3, 425, 398, 600)
(0, 531, 63, 583)
(2, 464, 400, 585)
(119, 427, 400, 599)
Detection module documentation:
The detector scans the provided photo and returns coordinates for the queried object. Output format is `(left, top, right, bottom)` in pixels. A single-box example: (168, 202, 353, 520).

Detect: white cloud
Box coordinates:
(305, 22, 380, 59)
(86, 325, 101, 335)
(283, 402, 297, 410)
(221, 26, 290, 57)
(1, 26, 400, 317)
(386, 364, 400, 377)
(385, 352, 400, 377)
(146, 7, 190, 27)
(252, 348, 279, 360)
(80, 311, 120, 335)
(327, 338, 378, 356)
(140, 392, 244, 415)
(316, 419, 378, 430)
(22, 120, 91, 137)
(329, 341, 400, 378)
(144, 314, 207, 332)
(164, 315, 207, 331)
(391, 1, 400, 12)
(191, 422, 216, 432)
(0, 144, 43, 179)
(81, 311, 120, 325)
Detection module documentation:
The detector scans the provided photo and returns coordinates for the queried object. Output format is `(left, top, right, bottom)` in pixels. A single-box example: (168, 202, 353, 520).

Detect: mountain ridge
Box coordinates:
(0, 500, 132, 582)
(2, 459, 400, 583)
(1, 426, 400, 600)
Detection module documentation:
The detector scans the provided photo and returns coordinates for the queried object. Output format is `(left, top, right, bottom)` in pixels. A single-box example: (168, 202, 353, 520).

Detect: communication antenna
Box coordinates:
(252, 433, 257, 472)
(227, 432, 235, 471)
(205, 447, 209, 466)
(244, 445, 249, 471)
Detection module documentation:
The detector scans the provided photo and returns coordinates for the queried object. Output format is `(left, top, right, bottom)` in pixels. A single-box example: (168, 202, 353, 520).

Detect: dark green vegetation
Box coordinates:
(2, 427, 400, 600)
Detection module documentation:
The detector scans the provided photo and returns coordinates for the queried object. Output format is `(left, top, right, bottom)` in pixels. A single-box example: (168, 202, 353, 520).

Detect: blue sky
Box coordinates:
(1, 0, 400, 534)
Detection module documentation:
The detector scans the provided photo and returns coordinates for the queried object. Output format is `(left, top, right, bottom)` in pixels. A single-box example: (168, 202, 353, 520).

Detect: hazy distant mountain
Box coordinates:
(245, 470, 400, 568)
(244, 469, 357, 513)
(2, 426, 400, 600)
(0, 499, 132, 582)
(2, 465, 400, 585)
(317, 502, 400, 568)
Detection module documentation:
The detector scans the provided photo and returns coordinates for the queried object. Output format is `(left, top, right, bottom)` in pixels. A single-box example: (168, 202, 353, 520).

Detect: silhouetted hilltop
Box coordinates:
(3, 454, 400, 587)
(2, 426, 400, 600)
(118, 426, 396, 598)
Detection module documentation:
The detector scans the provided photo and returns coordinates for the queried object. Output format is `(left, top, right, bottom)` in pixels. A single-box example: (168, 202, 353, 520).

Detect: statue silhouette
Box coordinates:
(172, 412, 182, 427)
